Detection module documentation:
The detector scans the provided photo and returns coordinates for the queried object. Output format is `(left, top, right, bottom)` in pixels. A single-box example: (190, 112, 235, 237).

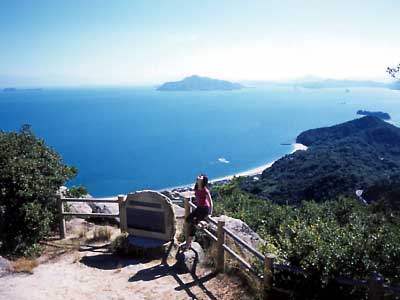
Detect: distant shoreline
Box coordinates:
(159, 143, 308, 193)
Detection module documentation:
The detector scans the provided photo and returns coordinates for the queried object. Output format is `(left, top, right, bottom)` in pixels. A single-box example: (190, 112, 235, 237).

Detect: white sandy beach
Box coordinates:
(160, 143, 308, 192)
(209, 143, 308, 183)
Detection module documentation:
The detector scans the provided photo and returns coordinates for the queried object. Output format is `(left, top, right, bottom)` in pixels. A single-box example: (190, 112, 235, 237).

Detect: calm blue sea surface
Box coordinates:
(0, 86, 399, 196)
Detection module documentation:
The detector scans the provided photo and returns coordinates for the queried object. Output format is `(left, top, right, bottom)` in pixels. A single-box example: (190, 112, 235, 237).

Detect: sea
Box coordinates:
(1, 86, 399, 197)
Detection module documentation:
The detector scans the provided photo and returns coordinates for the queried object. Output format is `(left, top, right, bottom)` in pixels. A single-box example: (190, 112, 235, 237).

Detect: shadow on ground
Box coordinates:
(80, 254, 141, 270)
(79, 241, 174, 270)
(129, 263, 218, 300)
(78, 242, 218, 299)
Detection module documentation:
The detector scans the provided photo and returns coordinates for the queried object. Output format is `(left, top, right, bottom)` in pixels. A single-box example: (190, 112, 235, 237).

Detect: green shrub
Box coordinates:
(211, 181, 400, 299)
(65, 185, 88, 198)
(0, 125, 76, 256)
(111, 232, 129, 254)
(22, 243, 42, 258)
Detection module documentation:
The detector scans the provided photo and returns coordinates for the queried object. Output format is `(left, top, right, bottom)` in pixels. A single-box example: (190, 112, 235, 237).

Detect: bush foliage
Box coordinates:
(0, 125, 76, 256)
(65, 184, 88, 198)
(212, 179, 400, 298)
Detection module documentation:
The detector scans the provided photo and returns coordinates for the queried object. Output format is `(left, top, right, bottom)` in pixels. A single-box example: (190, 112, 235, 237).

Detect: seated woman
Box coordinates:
(185, 173, 213, 250)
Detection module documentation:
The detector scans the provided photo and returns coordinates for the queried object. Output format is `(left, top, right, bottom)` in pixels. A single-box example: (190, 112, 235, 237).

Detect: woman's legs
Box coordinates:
(185, 207, 209, 250)
(185, 210, 197, 250)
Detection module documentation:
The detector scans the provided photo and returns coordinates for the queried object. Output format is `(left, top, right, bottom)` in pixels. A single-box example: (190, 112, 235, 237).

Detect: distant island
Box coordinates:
(3, 88, 17, 92)
(3, 87, 43, 92)
(389, 80, 400, 90)
(293, 79, 387, 89)
(356, 110, 391, 120)
(157, 75, 244, 91)
(241, 76, 398, 90)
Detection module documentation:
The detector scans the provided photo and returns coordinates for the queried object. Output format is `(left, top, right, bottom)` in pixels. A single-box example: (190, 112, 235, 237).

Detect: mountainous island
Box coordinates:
(3, 87, 43, 92)
(293, 79, 387, 89)
(242, 76, 400, 90)
(389, 80, 400, 90)
(157, 75, 244, 91)
(356, 110, 391, 120)
(240, 116, 400, 206)
(289, 78, 400, 90)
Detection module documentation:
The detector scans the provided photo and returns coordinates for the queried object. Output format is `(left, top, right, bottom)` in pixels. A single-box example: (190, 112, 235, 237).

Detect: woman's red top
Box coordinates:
(195, 187, 211, 208)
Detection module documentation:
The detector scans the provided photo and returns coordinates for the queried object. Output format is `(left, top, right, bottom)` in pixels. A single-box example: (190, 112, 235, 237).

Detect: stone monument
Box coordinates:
(116, 190, 177, 258)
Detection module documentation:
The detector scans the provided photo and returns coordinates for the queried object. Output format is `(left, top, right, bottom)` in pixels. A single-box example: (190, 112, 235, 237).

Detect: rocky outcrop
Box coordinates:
(68, 201, 92, 214)
(0, 256, 13, 277)
(174, 242, 205, 273)
(67, 196, 119, 223)
(212, 215, 263, 250)
(88, 202, 119, 215)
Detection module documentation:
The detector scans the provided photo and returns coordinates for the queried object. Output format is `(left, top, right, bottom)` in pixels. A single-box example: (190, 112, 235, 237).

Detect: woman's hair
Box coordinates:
(194, 173, 209, 190)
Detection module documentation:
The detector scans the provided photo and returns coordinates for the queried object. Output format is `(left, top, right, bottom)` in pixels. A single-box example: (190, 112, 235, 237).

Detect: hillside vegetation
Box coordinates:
(241, 116, 400, 205)
(213, 180, 400, 299)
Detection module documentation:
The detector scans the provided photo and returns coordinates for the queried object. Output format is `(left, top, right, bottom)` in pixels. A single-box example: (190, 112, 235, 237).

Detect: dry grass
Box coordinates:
(48, 238, 82, 250)
(91, 226, 112, 242)
(223, 239, 265, 300)
(12, 258, 39, 274)
(72, 252, 81, 264)
(203, 242, 219, 269)
(77, 226, 88, 239)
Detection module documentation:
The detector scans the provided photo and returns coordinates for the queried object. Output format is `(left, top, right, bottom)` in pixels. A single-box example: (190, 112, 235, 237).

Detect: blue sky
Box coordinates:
(1, 0, 399, 86)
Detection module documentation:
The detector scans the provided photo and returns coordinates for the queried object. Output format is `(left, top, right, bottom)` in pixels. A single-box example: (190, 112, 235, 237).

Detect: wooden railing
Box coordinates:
(57, 195, 124, 239)
(183, 197, 400, 300)
(184, 197, 276, 299)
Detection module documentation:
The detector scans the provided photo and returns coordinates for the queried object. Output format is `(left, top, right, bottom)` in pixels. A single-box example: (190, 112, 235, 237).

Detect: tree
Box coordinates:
(0, 125, 77, 256)
(387, 63, 400, 78)
(65, 184, 88, 198)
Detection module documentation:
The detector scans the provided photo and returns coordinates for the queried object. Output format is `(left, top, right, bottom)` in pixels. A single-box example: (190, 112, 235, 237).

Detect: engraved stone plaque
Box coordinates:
(120, 190, 176, 242)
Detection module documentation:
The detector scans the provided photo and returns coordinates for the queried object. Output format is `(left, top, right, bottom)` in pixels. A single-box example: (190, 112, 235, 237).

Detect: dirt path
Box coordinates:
(0, 246, 250, 300)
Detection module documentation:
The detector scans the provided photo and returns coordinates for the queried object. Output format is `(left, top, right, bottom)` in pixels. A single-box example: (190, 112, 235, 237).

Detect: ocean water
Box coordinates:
(1, 86, 399, 196)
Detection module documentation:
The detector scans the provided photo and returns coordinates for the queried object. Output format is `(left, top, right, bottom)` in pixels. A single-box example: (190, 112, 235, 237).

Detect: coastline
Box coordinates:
(209, 143, 307, 183)
(159, 143, 308, 194)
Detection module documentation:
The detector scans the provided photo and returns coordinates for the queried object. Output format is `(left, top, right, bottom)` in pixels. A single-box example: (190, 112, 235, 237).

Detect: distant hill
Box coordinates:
(293, 79, 387, 89)
(3, 87, 43, 92)
(157, 75, 244, 91)
(356, 110, 391, 120)
(389, 80, 400, 90)
(240, 116, 400, 204)
(241, 77, 391, 89)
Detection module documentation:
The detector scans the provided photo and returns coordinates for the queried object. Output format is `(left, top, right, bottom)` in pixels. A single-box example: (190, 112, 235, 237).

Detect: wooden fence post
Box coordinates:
(57, 196, 66, 239)
(263, 253, 275, 300)
(118, 195, 127, 232)
(368, 273, 384, 300)
(184, 198, 191, 245)
(217, 220, 226, 273)
(184, 197, 191, 219)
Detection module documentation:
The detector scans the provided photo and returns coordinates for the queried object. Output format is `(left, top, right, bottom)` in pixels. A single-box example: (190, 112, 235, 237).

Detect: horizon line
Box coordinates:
(0, 74, 396, 89)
